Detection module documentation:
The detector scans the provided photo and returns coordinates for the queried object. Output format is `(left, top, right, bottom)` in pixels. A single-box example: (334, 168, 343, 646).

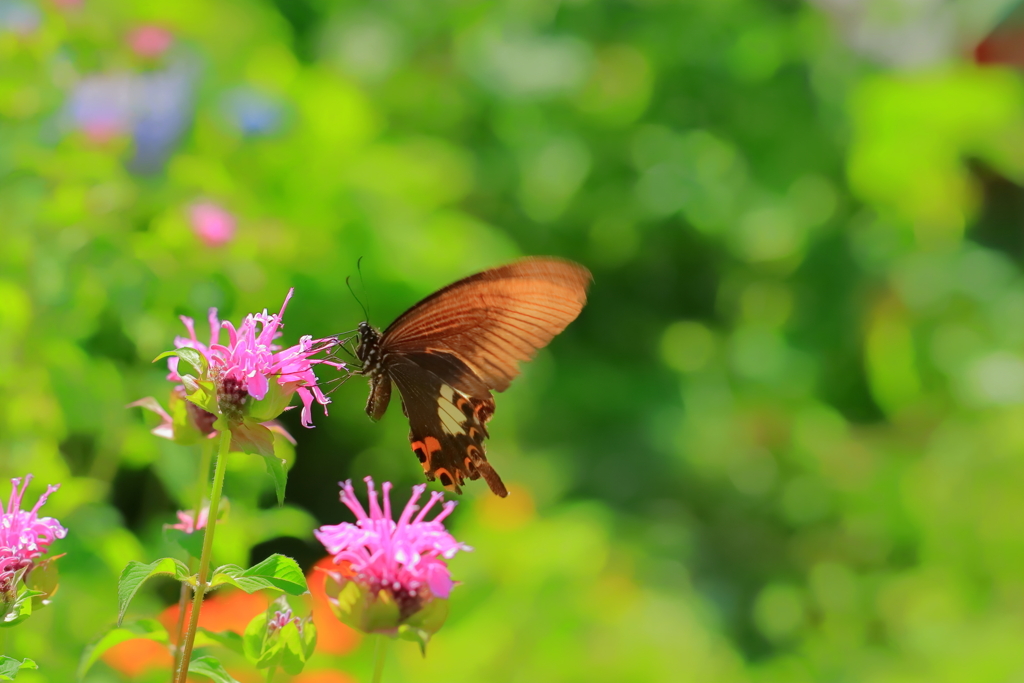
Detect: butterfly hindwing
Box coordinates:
(388, 353, 507, 497)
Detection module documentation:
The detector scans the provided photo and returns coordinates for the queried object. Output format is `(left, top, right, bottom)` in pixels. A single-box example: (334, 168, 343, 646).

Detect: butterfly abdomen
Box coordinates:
(357, 322, 391, 420)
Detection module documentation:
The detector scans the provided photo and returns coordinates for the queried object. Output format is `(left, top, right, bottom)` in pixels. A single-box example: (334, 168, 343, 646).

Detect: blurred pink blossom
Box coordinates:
(0, 475, 67, 597)
(189, 202, 236, 248)
(316, 478, 470, 621)
(129, 25, 173, 58)
(166, 506, 209, 535)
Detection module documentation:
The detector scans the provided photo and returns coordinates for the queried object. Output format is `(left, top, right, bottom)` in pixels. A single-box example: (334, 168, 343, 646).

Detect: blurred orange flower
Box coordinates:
(101, 638, 171, 679)
(102, 565, 360, 679)
(292, 671, 359, 683)
(161, 588, 271, 637)
(102, 589, 270, 678)
(309, 556, 361, 655)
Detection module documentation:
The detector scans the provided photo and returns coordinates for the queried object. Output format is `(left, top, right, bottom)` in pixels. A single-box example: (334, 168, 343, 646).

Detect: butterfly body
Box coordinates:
(356, 257, 591, 497)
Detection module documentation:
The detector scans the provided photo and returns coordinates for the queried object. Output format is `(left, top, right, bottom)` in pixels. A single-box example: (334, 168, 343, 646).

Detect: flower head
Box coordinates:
(0, 475, 67, 599)
(315, 478, 469, 645)
(168, 289, 343, 429)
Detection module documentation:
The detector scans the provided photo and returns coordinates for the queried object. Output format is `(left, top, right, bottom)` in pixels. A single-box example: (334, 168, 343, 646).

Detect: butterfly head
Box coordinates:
(356, 321, 382, 375)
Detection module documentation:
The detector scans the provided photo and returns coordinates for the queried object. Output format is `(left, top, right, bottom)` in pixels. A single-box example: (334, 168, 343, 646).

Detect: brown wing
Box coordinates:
(387, 352, 507, 497)
(381, 257, 591, 392)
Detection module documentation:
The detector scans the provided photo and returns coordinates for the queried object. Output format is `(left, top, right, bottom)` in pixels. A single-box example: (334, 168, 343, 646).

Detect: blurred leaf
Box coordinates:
(27, 553, 63, 610)
(188, 655, 241, 683)
(117, 558, 192, 626)
(196, 628, 245, 655)
(209, 555, 307, 595)
(260, 451, 288, 505)
(398, 598, 449, 656)
(78, 619, 168, 680)
(229, 419, 276, 459)
(165, 527, 205, 559)
(0, 656, 37, 680)
(279, 619, 315, 675)
(242, 610, 270, 665)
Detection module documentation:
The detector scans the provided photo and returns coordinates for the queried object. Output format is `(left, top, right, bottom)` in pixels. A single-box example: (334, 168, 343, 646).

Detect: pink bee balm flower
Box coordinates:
(189, 201, 236, 247)
(315, 478, 470, 625)
(167, 289, 343, 428)
(0, 475, 67, 598)
(128, 25, 174, 58)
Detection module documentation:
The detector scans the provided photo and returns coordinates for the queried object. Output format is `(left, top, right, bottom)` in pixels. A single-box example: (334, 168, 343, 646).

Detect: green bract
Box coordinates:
(323, 572, 449, 654)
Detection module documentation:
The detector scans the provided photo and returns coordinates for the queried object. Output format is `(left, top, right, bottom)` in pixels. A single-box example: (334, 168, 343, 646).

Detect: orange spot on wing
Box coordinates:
(434, 467, 461, 490)
(411, 436, 442, 472)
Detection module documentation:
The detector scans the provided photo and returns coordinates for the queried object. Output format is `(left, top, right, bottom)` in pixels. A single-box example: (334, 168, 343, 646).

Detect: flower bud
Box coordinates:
(243, 596, 317, 675)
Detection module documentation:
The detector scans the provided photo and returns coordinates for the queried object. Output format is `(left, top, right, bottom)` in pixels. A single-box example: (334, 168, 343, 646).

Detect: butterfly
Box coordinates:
(352, 257, 591, 497)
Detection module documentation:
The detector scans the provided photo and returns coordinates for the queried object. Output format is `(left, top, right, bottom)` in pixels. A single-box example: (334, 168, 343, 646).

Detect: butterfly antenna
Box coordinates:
(346, 271, 370, 322)
(356, 256, 370, 322)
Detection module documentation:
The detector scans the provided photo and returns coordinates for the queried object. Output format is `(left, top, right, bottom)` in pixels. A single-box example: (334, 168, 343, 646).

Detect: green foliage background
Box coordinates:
(3, 0, 1024, 681)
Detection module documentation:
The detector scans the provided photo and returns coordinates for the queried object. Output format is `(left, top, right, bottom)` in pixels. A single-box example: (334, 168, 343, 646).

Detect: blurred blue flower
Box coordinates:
(65, 62, 196, 172)
(221, 87, 284, 136)
(0, 0, 40, 36)
(130, 63, 196, 173)
(66, 72, 137, 142)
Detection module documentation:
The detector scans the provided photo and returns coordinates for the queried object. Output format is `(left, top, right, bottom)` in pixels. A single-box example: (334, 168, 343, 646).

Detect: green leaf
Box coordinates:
(398, 599, 449, 655)
(209, 555, 307, 596)
(27, 554, 61, 610)
(259, 450, 288, 506)
(242, 610, 270, 665)
(0, 582, 44, 628)
(0, 656, 37, 680)
(195, 628, 245, 655)
(117, 558, 192, 625)
(154, 347, 208, 376)
(280, 619, 316, 675)
(185, 379, 219, 415)
(324, 578, 402, 635)
(165, 527, 205, 559)
(188, 655, 241, 683)
(229, 419, 276, 458)
(78, 619, 169, 680)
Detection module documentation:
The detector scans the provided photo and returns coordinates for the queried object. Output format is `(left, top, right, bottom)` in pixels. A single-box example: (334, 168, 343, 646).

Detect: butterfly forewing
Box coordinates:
(381, 259, 591, 391)
(359, 257, 591, 497)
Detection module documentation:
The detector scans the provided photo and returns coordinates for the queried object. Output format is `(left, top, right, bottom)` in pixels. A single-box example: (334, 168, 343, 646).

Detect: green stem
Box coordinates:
(173, 439, 215, 676)
(174, 428, 232, 683)
(193, 437, 216, 515)
(372, 635, 388, 683)
(265, 665, 276, 683)
(170, 573, 189, 678)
